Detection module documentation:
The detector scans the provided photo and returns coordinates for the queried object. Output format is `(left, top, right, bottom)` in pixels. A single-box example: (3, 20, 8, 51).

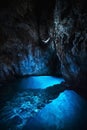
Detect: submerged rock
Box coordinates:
(23, 90, 87, 130)
(0, 83, 66, 130)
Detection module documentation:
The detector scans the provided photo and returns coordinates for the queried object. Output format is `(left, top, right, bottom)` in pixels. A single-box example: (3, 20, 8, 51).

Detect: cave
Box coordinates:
(0, 0, 87, 130)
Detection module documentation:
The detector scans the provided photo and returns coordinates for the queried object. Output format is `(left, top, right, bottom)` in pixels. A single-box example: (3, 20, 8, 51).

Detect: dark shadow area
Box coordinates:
(67, 75, 87, 100)
(44, 83, 67, 101)
(71, 86, 87, 100)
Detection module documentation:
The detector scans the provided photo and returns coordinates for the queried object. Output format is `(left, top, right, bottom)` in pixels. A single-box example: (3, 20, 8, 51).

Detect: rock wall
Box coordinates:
(0, 0, 58, 82)
(0, 0, 87, 87)
(53, 0, 87, 87)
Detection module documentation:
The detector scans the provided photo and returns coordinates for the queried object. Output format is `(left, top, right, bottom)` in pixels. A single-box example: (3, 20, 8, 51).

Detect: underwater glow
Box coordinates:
(1, 77, 87, 130)
(17, 76, 64, 89)
(0, 76, 65, 130)
(23, 90, 87, 130)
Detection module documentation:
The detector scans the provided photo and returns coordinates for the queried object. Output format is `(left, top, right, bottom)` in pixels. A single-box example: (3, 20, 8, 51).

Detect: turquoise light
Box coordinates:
(23, 90, 87, 130)
(18, 76, 64, 89)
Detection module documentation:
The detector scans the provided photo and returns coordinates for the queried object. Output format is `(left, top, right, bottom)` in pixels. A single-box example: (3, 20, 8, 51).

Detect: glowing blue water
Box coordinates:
(17, 76, 64, 89)
(23, 90, 87, 130)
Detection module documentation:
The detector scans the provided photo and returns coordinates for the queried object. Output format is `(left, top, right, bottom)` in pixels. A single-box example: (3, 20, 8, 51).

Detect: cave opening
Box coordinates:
(0, 0, 87, 130)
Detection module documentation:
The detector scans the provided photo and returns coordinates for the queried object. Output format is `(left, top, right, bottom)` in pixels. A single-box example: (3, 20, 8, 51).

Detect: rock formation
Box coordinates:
(0, 0, 87, 88)
(53, 0, 87, 87)
(0, 0, 58, 82)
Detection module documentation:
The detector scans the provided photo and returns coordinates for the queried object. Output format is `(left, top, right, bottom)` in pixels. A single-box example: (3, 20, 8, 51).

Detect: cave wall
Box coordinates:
(53, 0, 87, 86)
(0, 0, 87, 87)
(0, 0, 57, 82)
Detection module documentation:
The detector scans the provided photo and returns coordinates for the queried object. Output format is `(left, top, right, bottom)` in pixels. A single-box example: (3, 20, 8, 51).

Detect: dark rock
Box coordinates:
(11, 116, 22, 125)
(0, 0, 87, 88)
(53, 0, 87, 87)
(0, 0, 59, 82)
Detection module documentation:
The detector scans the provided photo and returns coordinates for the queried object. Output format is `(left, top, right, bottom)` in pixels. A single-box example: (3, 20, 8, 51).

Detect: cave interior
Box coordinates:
(0, 0, 87, 130)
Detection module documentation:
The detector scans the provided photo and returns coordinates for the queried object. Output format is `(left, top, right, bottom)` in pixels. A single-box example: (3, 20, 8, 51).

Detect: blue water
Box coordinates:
(16, 76, 64, 89)
(0, 76, 65, 130)
(23, 90, 87, 130)
(1, 76, 87, 130)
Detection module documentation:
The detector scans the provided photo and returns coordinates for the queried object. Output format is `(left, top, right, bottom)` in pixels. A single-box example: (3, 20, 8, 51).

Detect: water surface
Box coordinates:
(16, 76, 64, 89)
